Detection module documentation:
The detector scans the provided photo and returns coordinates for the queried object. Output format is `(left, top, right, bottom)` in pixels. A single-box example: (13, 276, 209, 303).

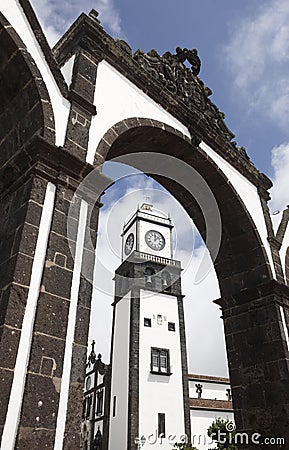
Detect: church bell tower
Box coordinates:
(108, 203, 190, 450)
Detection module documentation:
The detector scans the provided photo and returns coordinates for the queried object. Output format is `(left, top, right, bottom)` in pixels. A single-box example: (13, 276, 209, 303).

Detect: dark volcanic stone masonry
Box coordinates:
(0, 2, 289, 450)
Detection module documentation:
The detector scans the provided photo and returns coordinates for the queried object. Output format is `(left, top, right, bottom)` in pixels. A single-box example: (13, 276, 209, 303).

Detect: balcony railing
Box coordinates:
(133, 251, 181, 267)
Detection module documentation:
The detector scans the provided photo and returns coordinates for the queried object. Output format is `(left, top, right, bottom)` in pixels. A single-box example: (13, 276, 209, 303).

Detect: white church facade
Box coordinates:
(0, 1, 289, 449)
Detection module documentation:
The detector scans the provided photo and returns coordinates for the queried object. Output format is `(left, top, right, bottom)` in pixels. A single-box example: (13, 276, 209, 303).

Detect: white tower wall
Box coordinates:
(139, 290, 186, 448)
(108, 293, 131, 450)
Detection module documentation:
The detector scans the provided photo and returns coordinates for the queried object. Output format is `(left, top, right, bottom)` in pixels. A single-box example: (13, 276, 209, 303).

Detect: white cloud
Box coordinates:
(269, 142, 289, 212)
(223, 0, 289, 131)
(30, 0, 124, 46)
(88, 170, 228, 377)
(182, 246, 227, 377)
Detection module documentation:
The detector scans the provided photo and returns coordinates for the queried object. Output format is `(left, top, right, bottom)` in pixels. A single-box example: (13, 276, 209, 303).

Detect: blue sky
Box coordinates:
(29, 0, 289, 375)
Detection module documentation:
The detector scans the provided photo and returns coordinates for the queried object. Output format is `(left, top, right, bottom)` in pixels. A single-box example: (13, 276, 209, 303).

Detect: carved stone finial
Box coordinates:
(175, 47, 201, 75)
(195, 383, 203, 398)
(89, 9, 101, 24)
(226, 388, 232, 401)
(95, 353, 106, 373)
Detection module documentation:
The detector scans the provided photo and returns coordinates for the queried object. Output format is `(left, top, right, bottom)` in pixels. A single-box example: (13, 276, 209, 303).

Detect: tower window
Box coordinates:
(168, 322, 175, 332)
(158, 413, 166, 438)
(96, 389, 104, 416)
(144, 318, 152, 327)
(112, 395, 117, 417)
(151, 348, 171, 375)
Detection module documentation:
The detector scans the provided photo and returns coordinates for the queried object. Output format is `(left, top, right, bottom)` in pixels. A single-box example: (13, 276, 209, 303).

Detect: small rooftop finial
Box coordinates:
(87, 340, 96, 366)
(140, 202, 152, 212)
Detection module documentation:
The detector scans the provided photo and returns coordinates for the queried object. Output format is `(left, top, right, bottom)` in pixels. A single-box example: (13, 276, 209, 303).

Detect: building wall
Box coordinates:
(139, 290, 186, 448)
(108, 293, 131, 450)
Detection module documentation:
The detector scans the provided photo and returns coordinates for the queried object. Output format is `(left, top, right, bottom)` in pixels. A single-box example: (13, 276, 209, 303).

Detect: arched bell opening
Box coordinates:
(144, 267, 156, 288)
(161, 270, 171, 292)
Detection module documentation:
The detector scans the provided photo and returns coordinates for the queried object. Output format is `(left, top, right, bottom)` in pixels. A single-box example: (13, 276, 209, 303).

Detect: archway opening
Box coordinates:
(86, 120, 275, 441)
(98, 123, 272, 297)
(90, 164, 228, 378)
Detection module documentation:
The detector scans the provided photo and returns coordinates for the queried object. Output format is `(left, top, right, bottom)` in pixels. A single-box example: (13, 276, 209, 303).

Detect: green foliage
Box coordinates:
(173, 443, 199, 450)
(207, 417, 238, 450)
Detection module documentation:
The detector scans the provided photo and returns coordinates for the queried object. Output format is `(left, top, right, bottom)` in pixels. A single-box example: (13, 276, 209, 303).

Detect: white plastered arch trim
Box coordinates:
(86, 60, 191, 165)
(279, 222, 289, 281)
(0, 0, 70, 147)
(200, 141, 276, 278)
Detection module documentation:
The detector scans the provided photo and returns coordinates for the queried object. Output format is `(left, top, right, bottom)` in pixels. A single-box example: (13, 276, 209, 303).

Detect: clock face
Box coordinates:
(124, 233, 134, 255)
(145, 230, 165, 251)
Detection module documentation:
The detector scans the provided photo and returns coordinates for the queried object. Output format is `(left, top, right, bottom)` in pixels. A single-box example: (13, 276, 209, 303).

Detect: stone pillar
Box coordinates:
(216, 280, 289, 449)
(0, 172, 49, 444)
(64, 48, 98, 161)
(0, 138, 101, 449)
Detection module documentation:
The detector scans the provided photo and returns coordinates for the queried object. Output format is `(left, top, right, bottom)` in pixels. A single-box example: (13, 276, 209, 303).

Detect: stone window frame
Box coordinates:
(150, 347, 172, 375)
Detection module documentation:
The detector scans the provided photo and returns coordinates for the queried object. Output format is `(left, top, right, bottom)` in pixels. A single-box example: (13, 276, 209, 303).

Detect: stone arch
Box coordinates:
(95, 117, 272, 298)
(0, 13, 55, 167)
